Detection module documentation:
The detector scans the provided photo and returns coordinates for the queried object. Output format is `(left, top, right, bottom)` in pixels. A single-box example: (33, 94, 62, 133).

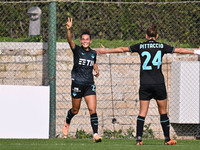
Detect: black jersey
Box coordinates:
(71, 45, 97, 85)
(129, 40, 174, 85)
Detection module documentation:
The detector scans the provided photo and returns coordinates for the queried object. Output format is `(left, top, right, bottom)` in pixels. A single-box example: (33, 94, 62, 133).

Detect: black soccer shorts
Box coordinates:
(71, 81, 96, 98)
(139, 84, 167, 100)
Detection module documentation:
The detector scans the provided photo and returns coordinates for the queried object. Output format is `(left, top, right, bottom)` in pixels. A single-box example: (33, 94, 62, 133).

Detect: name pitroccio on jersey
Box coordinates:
(140, 43, 164, 49)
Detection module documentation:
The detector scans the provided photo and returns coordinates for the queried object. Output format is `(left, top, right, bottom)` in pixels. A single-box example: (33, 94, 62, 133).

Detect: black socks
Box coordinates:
(90, 113, 98, 134)
(136, 114, 170, 142)
(136, 116, 145, 142)
(160, 114, 170, 142)
(66, 110, 99, 134)
(66, 109, 76, 124)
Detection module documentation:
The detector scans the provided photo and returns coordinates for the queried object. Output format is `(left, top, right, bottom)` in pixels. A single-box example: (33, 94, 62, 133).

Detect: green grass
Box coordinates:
(59, 38, 199, 48)
(0, 139, 200, 150)
(0, 37, 28, 42)
(0, 36, 198, 48)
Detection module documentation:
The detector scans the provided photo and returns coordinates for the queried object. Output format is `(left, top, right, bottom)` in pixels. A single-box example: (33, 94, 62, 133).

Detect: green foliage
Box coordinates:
(0, 37, 197, 48)
(75, 129, 93, 139)
(0, 35, 46, 42)
(59, 38, 199, 48)
(124, 127, 135, 139)
(103, 129, 114, 139)
(0, 37, 27, 42)
(143, 123, 154, 139)
(113, 129, 124, 139)
(1, 2, 200, 46)
(103, 127, 135, 139)
(0, 2, 48, 39)
(23, 35, 45, 42)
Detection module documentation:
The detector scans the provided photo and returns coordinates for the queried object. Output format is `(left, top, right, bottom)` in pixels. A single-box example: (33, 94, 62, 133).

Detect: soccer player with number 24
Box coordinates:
(95, 24, 200, 145)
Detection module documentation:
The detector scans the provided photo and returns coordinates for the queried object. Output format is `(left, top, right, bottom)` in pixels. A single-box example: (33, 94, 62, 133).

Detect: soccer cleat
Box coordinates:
(136, 141, 143, 145)
(93, 134, 102, 143)
(164, 139, 177, 145)
(62, 121, 70, 136)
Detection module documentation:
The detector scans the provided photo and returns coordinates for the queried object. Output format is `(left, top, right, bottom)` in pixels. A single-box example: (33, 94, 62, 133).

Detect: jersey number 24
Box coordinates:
(141, 51, 161, 70)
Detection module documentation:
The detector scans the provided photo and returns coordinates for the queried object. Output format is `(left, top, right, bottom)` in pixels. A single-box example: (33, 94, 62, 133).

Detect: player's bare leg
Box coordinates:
(157, 99, 177, 145)
(139, 100, 150, 117)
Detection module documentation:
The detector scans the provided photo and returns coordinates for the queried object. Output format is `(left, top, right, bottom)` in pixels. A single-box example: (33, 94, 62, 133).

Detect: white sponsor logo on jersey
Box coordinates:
(79, 58, 94, 66)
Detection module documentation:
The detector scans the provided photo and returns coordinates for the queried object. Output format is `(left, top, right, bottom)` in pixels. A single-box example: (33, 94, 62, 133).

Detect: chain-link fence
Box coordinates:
(0, 0, 200, 139)
(1, 1, 200, 45)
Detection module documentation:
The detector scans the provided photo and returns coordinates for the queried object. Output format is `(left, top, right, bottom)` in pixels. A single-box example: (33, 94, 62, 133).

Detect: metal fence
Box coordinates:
(0, 0, 200, 139)
(1, 1, 200, 45)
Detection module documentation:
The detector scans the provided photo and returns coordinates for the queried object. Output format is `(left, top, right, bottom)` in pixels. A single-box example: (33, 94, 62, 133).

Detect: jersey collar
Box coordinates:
(81, 46, 91, 52)
(148, 39, 156, 43)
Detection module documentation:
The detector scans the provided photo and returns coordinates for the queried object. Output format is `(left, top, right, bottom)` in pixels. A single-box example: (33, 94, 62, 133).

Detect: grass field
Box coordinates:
(0, 139, 200, 150)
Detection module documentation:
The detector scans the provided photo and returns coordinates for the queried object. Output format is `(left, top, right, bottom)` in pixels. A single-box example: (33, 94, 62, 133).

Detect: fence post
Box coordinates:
(198, 56, 200, 138)
(48, 0, 57, 138)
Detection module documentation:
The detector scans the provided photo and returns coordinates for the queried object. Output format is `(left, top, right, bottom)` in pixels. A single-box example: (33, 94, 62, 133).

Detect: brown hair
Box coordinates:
(146, 24, 157, 38)
(80, 29, 91, 40)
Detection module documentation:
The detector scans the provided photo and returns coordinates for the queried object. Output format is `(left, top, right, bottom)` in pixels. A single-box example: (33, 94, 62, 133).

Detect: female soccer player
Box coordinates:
(62, 17, 102, 143)
(95, 24, 200, 145)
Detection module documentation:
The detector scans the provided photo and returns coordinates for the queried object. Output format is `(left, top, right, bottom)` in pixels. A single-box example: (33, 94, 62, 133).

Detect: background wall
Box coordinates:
(0, 42, 199, 139)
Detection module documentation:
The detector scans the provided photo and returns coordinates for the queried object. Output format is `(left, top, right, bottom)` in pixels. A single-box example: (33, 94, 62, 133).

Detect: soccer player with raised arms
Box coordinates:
(62, 17, 102, 143)
(95, 24, 200, 145)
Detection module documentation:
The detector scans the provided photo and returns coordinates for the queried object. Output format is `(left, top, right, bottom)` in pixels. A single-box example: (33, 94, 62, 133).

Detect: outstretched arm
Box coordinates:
(174, 48, 200, 55)
(66, 17, 75, 50)
(95, 44, 130, 54)
(174, 48, 194, 54)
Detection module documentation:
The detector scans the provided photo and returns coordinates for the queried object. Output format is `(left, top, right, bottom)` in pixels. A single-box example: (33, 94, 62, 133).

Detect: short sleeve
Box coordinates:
(93, 51, 97, 63)
(129, 44, 140, 53)
(71, 44, 79, 54)
(163, 44, 175, 54)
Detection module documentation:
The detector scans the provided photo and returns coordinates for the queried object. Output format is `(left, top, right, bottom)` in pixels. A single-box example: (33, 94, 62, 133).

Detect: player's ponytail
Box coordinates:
(152, 24, 157, 30)
(147, 24, 157, 38)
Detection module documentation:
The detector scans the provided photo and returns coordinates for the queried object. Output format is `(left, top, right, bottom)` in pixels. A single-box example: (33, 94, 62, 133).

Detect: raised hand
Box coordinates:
(66, 17, 72, 30)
